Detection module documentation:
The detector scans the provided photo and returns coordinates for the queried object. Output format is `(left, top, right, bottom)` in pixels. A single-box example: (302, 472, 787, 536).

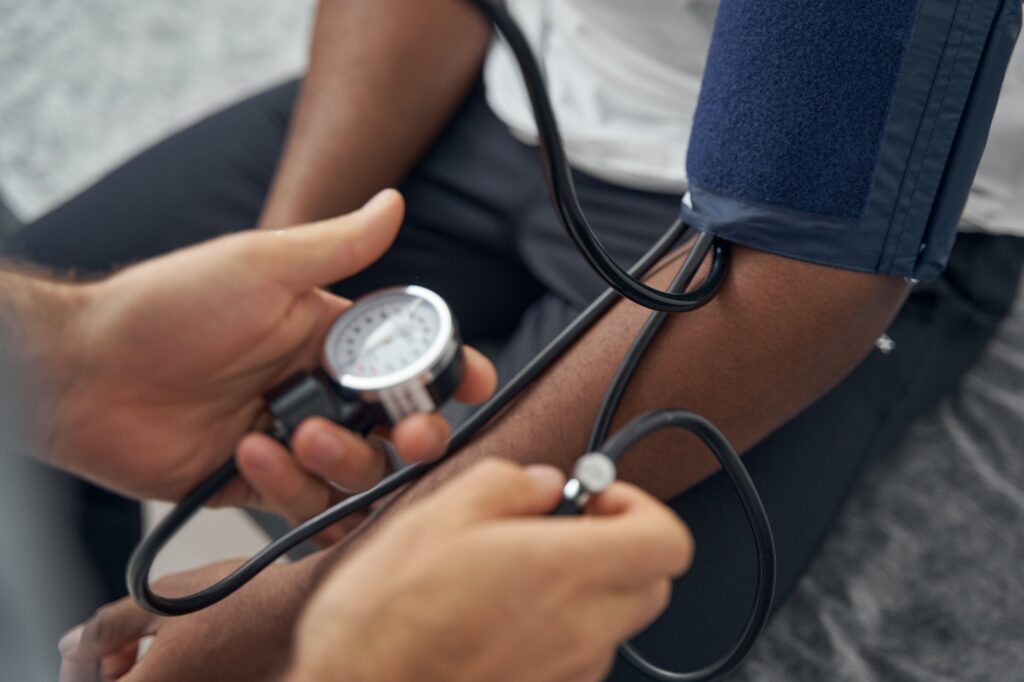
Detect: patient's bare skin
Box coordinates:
(257, 0, 490, 231)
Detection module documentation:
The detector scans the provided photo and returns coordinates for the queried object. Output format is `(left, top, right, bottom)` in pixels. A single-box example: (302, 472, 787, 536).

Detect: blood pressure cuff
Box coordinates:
(682, 0, 1022, 282)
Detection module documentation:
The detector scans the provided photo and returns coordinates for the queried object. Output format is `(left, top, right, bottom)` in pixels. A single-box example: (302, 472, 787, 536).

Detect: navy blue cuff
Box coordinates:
(684, 0, 1022, 283)
(681, 187, 892, 278)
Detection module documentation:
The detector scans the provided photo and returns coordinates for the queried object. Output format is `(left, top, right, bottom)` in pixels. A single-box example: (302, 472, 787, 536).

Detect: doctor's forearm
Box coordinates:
(0, 268, 85, 452)
(258, 0, 490, 229)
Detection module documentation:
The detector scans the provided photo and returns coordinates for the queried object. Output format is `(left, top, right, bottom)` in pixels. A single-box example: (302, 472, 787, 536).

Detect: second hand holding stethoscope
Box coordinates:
(127, 2, 776, 680)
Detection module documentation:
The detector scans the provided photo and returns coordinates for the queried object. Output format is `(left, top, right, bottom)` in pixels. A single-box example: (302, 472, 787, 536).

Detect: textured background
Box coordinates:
(737, 300, 1024, 681)
(0, 0, 313, 220)
(1, 2, 1021, 680)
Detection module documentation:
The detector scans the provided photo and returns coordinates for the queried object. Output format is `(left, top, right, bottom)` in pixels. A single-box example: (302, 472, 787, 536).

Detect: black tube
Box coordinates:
(471, 0, 723, 313)
(599, 410, 777, 682)
(587, 231, 724, 452)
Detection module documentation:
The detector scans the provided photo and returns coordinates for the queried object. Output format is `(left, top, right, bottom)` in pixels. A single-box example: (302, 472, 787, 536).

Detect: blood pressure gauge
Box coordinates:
(324, 285, 464, 423)
(265, 285, 464, 442)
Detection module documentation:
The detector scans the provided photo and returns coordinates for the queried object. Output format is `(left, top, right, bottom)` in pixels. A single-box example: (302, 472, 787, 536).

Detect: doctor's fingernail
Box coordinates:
(524, 464, 565, 489)
(241, 442, 275, 472)
(309, 431, 344, 470)
(362, 188, 398, 213)
(426, 420, 448, 454)
(58, 625, 83, 656)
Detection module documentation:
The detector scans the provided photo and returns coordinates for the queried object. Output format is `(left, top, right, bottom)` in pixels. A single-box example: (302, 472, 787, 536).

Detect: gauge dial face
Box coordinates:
(324, 288, 449, 390)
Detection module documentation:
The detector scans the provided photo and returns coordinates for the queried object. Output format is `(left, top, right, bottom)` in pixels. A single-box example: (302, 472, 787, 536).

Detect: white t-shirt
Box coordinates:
(484, 0, 1024, 237)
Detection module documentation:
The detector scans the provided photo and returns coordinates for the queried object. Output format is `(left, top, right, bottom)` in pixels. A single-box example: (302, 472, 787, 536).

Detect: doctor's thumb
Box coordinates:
(259, 188, 405, 292)
(425, 460, 567, 527)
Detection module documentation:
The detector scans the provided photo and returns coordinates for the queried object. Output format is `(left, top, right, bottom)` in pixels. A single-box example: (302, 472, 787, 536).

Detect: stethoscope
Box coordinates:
(127, 2, 776, 680)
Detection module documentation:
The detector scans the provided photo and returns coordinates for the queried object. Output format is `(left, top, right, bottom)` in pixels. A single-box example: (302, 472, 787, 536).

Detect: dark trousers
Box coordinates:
(7, 80, 1023, 676)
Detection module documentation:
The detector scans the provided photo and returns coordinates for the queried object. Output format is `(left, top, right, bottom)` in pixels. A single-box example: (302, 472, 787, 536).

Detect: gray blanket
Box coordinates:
(736, 281, 1024, 681)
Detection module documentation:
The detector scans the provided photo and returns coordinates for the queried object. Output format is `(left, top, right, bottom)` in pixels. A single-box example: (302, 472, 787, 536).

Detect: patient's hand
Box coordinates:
(58, 558, 309, 682)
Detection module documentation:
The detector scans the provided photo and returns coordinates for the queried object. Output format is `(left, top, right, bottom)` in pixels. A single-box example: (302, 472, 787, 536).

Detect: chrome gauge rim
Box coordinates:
(323, 285, 457, 395)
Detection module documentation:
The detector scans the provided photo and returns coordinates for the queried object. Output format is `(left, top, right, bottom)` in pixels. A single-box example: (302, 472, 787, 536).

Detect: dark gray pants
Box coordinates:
(8, 80, 1024, 677)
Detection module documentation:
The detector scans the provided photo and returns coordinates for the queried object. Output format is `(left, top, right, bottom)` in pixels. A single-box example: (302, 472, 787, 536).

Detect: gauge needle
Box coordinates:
(396, 299, 423, 337)
(363, 318, 398, 353)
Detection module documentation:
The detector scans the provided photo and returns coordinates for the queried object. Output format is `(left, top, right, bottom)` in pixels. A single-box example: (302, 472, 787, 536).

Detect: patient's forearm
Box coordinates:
(272, 247, 909, 670)
(258, 0, 490, 229)
(373, 246, 908, 504)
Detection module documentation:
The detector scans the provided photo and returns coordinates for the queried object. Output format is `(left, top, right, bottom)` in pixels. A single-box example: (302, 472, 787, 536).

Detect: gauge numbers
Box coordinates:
(326, 292, 442, 381)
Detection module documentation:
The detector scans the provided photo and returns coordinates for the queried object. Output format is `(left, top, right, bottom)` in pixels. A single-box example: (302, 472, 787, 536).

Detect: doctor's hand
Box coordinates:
(40, 189, 496, 505)
(288, 460, 694, 682)
(56, 461, 691, 682)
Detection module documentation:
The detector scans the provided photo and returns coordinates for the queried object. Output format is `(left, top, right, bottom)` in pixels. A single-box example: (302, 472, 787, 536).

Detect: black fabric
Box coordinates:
(917, 0, 1024, 282)
(0, 186, 21, 239)
(6, 81, 1023, 678)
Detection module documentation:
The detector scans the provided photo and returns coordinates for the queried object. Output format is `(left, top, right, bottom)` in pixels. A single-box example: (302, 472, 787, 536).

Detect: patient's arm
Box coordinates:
(68, 245, 907, 682)
(258, 0, 490, 229)
(364, 245, 908, 506)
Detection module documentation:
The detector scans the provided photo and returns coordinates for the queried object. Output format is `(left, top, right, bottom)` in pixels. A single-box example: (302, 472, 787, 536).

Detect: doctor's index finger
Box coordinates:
(408, 460, 567, 534)
(521, 483, 695, 587)
(452, 345, 498, 405)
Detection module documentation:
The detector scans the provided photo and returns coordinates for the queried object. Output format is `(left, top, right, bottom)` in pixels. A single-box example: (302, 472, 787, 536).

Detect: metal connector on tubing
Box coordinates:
(553, 452, 618, 516)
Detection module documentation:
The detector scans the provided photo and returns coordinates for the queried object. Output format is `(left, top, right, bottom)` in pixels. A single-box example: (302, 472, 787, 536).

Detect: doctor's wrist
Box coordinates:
(0, 268, 94, 460)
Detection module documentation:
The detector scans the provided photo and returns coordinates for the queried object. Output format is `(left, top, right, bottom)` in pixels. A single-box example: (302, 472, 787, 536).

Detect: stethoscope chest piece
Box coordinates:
(553, 452, 618, 516)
